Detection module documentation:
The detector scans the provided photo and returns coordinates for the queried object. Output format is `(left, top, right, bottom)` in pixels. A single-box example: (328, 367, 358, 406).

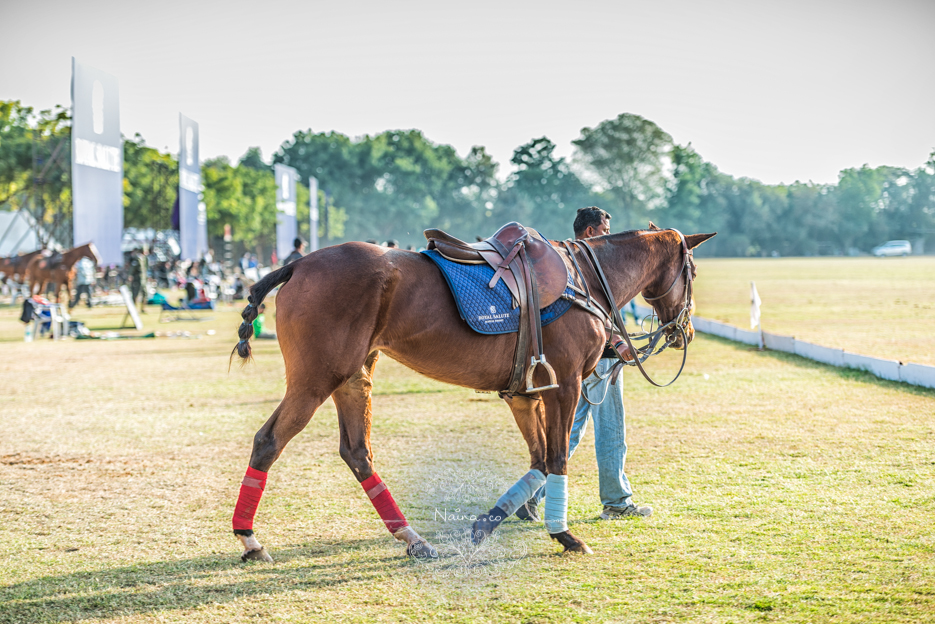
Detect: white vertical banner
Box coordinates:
(71, 58, 123, 266)
(309, 176, 319, 252)
(179, 113, 203, 261)
(274, 164, 298, 262)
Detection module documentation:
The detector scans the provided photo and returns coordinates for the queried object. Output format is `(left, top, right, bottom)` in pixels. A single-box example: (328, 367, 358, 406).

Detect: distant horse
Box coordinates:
(1, 249, 46, 284)
(229, 224, 714, 561)
(26, 242, 102, 304)
(1, 249, 47, 302)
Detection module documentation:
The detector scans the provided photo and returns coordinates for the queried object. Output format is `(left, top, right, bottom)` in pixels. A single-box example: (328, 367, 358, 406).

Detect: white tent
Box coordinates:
(0, 210, 60, 256)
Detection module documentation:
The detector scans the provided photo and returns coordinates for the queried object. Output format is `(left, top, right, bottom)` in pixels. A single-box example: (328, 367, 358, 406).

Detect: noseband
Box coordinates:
(564, 229, 695, 388)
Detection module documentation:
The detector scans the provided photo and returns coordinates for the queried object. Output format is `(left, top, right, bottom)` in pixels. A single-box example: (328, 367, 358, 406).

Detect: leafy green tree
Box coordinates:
(123, 134, 178, 230)
(239, 146, 271, 172)
(663, 143, 709, 234)
(274, 130, 374, 242)
(0, 101, 72, 245)
(432, 145, 499, 239)
(832, 166, 886, 252)
(572, 113, 673, 229)
(0, 100, 35, 207)
(202, 156, 278, 257)
(276, 129, 496, 247)
(494, 137, 593, 239)
(905, 152, 935, 249)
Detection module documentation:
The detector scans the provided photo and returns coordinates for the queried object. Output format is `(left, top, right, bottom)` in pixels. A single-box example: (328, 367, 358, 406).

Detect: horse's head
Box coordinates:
(84, 242, 103, 265)
(640, 224, 716, 350)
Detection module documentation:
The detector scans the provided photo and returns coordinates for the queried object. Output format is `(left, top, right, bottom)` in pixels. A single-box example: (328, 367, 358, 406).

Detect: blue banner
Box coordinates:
(71, 58, 123, 266)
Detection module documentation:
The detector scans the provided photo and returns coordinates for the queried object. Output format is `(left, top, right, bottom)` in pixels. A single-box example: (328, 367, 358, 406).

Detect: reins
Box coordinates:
(563, 230, 695, 389)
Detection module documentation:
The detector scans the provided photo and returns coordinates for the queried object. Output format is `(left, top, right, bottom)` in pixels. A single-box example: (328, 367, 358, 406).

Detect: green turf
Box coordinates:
(0, 298, 933, 623)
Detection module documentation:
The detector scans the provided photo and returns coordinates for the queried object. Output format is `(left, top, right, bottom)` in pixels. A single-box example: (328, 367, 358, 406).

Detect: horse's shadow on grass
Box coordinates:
(0, 538, 408, 624)
(702, 334, 935, 397)
(1, 526, 553, 623)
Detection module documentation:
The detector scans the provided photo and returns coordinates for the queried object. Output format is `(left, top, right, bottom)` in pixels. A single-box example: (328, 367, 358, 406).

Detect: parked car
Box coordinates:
(872, 240, 912, 257)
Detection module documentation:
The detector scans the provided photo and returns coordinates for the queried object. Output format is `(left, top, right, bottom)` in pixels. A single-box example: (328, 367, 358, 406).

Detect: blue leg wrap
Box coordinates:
(543, 474, 568, 534)
(495, 469, 547, 517)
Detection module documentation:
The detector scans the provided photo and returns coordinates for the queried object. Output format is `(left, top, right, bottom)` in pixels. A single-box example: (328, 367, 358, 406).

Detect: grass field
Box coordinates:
(1, 292, 934, 623)
(684, 256, 935, 366)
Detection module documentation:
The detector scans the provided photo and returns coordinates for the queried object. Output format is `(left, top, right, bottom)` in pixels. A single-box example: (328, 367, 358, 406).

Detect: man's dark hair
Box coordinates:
(573, 206, 611, 238)
(293, 237, 303, 249)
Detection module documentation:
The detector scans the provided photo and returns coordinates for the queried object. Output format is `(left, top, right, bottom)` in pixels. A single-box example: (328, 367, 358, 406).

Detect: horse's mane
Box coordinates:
(548, 228, 650, 245)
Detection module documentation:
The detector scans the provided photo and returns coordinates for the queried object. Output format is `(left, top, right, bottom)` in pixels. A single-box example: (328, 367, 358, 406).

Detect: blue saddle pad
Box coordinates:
(422, 249, 574, 335)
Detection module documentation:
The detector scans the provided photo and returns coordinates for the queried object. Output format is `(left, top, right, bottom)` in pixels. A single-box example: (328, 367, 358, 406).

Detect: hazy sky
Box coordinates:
(2, 0, 933, 185)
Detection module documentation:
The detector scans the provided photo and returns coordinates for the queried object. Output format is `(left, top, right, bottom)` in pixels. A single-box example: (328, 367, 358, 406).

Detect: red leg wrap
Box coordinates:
(232, 466, 267, 531)
(361, 473, 409, 534)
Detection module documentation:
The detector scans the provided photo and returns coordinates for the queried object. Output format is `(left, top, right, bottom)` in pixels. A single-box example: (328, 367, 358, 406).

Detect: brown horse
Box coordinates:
(0, 249, 46, 286)
(229, 225, 714, 561)
(26, 242, 101, 304)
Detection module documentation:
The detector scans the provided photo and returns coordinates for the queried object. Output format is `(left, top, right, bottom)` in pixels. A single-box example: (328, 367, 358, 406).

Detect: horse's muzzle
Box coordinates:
(668, 321, 694, 350)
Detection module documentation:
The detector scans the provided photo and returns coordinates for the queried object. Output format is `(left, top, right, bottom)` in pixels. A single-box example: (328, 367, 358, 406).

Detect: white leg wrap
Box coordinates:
(543, 474, 569, 534)
(495, 469, 547, 517)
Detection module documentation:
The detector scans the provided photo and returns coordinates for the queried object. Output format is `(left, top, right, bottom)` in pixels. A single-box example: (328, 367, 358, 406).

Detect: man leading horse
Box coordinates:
(514, 207, 652, 525)
(229, 211, 714, 560)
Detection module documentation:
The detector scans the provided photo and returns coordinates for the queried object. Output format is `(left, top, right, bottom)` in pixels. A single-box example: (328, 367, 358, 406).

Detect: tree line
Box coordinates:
(3, 99, 933, 257)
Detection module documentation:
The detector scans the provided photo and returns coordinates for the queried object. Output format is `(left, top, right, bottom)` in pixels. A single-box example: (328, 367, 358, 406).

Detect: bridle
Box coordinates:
(562, 228, 696, 388)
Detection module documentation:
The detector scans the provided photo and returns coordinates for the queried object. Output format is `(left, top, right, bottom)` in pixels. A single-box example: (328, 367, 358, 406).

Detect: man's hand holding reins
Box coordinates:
(611, 335, 634, 362)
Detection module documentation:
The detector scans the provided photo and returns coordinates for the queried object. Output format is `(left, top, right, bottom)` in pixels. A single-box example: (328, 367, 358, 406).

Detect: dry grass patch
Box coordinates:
(684, 256, 935, 365)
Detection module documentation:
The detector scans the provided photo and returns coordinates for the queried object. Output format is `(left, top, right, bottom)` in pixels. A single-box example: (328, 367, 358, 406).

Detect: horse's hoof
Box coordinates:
(407, 540, 439, 559)
(241, 547, 273, 562)
(471, 523, 488, 546)
(564, 542, 594, 555)
(550, 531, 593, 554)
(472, 506, 506, 545)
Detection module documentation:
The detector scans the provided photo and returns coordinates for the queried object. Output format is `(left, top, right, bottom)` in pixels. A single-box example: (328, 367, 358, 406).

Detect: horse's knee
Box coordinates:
(339, 443, 373, 482)
(250, 429, 280, 472)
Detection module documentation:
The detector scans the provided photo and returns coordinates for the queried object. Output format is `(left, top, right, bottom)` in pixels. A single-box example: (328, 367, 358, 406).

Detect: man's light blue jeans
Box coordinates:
(530, 358, 633, 510)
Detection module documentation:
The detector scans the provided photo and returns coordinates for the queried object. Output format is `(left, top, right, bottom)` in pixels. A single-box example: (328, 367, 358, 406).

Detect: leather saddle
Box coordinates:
(425, 222, 568, 395)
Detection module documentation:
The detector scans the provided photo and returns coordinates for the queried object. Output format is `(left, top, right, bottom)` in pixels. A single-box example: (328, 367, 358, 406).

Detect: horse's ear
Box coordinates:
(648, 221, 661, 231)
(685, 232, 717, 250)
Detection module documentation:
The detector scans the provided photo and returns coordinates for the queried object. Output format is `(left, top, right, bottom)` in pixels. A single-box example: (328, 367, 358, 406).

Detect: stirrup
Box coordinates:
(525, 354, 559, 393)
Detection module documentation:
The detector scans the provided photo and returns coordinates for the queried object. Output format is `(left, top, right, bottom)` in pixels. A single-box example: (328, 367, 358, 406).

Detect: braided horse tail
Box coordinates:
(230, 263, 296, 366)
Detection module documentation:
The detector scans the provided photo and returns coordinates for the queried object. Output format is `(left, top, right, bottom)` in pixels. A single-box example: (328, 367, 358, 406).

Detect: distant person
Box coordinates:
(252, 303, 277, 339)
(70, 256, 96, 309)
(128, 248, 147, 313)
(284, 238, 305, 265)
(384, 240, 399, 248)
(625, 299, 639, 325)
(366, 239, 378, 245)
